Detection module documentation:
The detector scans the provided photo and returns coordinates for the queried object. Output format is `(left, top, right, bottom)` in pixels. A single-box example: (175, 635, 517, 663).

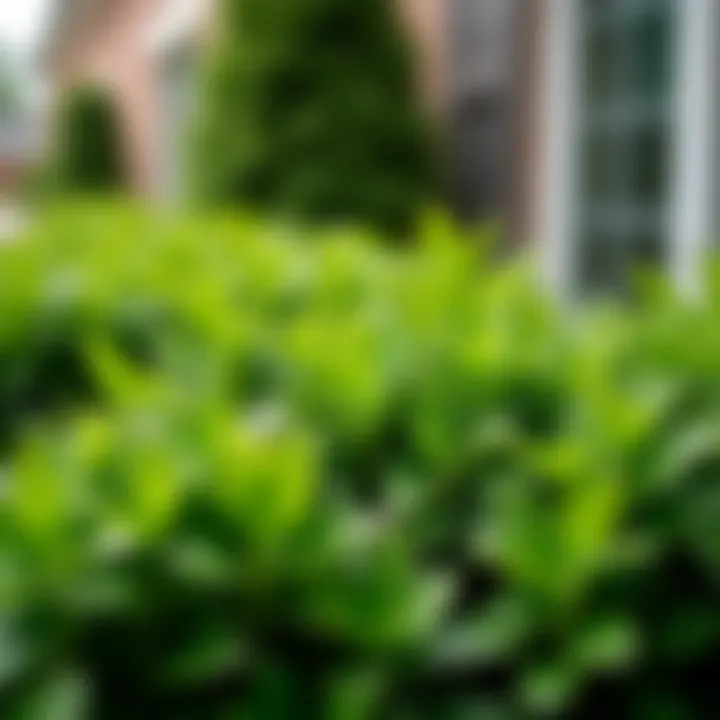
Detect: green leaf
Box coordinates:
(20, 670, 90, 720)
(432, 596, 534, 669)
(573, 617, 640, 672)
(519, 660, 580, 716)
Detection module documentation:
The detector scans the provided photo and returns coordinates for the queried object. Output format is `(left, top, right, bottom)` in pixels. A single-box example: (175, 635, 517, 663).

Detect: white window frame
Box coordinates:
(538, 0, 717, 298)
(670, 0, 716, 295)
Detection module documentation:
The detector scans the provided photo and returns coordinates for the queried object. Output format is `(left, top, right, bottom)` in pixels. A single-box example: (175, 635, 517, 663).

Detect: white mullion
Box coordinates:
(670, 0, 716, 296)
(538, 0, 581, 298)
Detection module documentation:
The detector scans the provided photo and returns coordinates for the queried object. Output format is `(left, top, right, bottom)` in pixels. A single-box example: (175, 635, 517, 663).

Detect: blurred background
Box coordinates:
(1, 1, 709, 297)
(0, 0, 527, 240)
(0, 0, 50, 238)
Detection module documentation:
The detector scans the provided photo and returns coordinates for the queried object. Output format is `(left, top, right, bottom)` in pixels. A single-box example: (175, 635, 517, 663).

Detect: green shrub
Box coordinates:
(53, 86, 125, 193)
(2, 202, 720, 717)
(193, 0, 436, 235)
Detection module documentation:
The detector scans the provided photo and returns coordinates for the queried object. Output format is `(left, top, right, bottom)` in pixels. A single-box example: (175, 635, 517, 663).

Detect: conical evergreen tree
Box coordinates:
(194, 0, 436, 234)
(55, 86, 124, 192)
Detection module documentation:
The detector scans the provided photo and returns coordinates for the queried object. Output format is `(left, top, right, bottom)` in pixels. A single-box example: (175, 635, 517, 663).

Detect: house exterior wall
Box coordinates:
(0, 161, 29, 194)
(397, 0, 449, 112)
(50, 0, 170, 196)
(516, 0, 547, 245)
(46, 0, 541, 237)
(47, 0, 454, 199)
(47, 0, 711, 292)
(395, 0, 549, 241)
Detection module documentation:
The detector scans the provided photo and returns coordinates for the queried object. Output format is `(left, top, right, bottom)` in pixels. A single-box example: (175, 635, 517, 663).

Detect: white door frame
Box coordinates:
(538, 0, 718, 298)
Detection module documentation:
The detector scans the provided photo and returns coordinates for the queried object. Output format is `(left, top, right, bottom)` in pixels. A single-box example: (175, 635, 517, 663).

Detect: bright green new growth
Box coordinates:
(53, 85, 125, 192)
(194, 0, 436, 234)
(3, 202, 720, 717)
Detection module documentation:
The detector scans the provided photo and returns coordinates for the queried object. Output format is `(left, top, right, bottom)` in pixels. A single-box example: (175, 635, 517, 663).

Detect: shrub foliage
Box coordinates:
(53, 86, 125, 192)
(2, 204, 720, 717)
(194, 0, 436, 234)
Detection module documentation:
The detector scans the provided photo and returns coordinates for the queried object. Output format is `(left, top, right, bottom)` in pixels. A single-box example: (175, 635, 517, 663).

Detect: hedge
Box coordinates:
(1, 203, 720, 718)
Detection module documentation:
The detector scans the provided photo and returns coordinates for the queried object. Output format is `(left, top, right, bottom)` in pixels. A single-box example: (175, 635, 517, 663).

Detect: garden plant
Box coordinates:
(52, 87, 125, 194)
(194, 0, 436, 234)
(1, 203, 720, 717)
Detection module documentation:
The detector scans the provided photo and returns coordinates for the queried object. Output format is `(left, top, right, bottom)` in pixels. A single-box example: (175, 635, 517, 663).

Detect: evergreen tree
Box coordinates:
(54, 86, 124, 192)
(194, 0, 436, 234)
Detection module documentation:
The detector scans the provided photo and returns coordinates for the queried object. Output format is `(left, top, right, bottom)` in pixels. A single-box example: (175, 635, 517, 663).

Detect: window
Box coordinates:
(575, 0, 675, 294)
(540, 0, 717, 297)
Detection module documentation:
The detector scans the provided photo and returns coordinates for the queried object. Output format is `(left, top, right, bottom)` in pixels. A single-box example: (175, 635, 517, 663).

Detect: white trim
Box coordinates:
(538, 0, 718, 297)
(147, 0, 209, 57)
(670, 0, 717, 296)
(537, 0, 579, 299)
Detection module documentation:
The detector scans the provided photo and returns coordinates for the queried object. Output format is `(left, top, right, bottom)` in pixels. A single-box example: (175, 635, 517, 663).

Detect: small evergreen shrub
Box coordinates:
(2, 203, 720, 717)
(194, 0, 436, 234)
(53, 86, 125, 192)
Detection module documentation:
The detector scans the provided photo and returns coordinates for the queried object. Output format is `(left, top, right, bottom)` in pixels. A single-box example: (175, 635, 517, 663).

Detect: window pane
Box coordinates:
(585, 23, 626, 107)
(577, 231, 623, 295)
(581, 127, 626, 204)
(627, 124, 669, 205)
(577, 0, 674, 294)
(627, 2, 673, 99)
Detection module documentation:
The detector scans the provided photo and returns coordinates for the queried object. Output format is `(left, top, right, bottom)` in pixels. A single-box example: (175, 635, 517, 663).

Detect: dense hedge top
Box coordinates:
(2, 204, 720, 718)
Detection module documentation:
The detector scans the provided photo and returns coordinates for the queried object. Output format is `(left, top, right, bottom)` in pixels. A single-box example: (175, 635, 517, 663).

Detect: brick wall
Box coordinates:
(397, 0, 448, 114)
(50, 0, 170, 196)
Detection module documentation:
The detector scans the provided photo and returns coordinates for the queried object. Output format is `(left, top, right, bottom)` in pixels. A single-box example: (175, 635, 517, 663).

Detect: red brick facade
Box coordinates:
(49, 0, 172, 196)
